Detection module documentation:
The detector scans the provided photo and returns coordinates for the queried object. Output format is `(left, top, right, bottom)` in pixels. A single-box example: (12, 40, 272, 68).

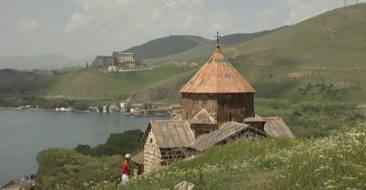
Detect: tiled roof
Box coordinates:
(244, 116, 265, 122)
(190, 122, 267, 152)
(142, 120, 195, 148)
(189, 108, 216, 124)
(131, 151, 144, 165)
(262, 117, 295, 139)
(180, 43, 256, 94)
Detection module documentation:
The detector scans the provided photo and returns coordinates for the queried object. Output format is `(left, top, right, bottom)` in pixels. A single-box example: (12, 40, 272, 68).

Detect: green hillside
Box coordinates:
(131, 3, 366, 103)
(146, 27, 286, 64)
(27, 67, 197, 100)
(122, 35, 211, 60)
(2, 4, 366, 103)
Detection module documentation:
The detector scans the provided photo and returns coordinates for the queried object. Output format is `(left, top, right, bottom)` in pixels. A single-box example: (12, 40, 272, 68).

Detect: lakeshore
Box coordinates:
(0, 109, 171, 187)
(0, 179, 34, 190)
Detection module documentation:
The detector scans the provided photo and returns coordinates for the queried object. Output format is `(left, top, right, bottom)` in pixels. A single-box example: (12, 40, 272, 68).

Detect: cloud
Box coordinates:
(277, 0, 366, 25)
(64, 0, 246, 41)
(59, 0, 366, 58)
(254, 5, 280, 31)
(64, 13, 92, 33)
(18, 19, 38, 33)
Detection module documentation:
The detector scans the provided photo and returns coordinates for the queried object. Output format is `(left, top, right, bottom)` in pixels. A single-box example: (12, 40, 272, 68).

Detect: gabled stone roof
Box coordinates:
(262, 117, 295, 139)
(141, 120, 195, 148)
(190, 122, 268, 152)
(189, 108, 216, 124)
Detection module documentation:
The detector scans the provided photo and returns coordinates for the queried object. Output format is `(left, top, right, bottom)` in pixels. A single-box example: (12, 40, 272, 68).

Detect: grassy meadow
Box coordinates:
(33, 99, 366, 190)
(44, 124, 366, 190)
(114, 129, 366, 190)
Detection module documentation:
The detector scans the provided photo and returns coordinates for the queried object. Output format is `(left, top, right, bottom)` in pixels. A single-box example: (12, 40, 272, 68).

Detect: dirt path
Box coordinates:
(249, 63, 366, 74)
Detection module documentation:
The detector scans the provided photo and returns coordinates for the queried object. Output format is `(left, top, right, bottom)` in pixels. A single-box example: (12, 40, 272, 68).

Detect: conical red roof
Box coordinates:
(180, 44, 256, 93)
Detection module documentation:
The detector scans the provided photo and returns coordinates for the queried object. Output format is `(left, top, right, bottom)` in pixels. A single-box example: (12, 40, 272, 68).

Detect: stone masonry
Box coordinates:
(143, 131, 162, 173)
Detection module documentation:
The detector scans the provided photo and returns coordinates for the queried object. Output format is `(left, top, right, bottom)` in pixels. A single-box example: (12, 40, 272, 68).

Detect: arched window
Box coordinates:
(229, 113, 232, 122)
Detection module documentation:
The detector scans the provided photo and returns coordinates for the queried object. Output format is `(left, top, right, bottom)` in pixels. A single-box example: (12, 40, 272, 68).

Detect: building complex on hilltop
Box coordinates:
(91, 52, 137, 68)
(131, 34, 295, 175)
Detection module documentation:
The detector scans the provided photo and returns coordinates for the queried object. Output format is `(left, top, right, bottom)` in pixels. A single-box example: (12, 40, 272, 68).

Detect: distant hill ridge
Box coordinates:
(0, 28, 285, 70)
(122, 35, 211, 60)
(145, 26, 287, 63)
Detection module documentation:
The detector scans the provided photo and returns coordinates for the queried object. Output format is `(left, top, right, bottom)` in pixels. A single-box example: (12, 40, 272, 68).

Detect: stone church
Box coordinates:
(131, 39, 295, 174)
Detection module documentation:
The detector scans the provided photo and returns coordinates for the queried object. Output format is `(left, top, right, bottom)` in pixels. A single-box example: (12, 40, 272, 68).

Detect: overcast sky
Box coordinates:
(0, 0, 364, 59)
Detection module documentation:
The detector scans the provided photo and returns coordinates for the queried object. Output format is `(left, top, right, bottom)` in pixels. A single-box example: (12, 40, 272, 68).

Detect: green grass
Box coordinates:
(75, 124, 366, 190)
(34, 99, 366, 190)
(0, 66, 196, 100)
(116, 130, 366, 190)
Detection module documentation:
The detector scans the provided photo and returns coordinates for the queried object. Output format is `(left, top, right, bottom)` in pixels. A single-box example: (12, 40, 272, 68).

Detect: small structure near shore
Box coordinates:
(131, 35, 295, 174)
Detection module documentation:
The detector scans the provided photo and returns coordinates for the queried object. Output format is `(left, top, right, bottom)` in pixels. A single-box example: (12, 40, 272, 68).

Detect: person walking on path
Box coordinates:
(121, 154, 131, 183)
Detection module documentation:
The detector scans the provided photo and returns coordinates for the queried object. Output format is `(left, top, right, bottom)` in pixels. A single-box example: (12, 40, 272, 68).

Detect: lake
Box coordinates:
(0, 110, 169, 186)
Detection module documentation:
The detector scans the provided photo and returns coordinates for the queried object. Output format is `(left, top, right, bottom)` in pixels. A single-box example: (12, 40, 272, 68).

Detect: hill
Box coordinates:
(146, 26, 287, 64)
(130, 3, 366, 103)
(0, 66, 197, 100)
(3, 4, 366, 103)
(122, 35, 211, 60)
(0, 54, 77, 70)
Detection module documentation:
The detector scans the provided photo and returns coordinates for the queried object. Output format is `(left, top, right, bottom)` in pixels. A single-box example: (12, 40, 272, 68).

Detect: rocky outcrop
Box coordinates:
(128, 81, 186, 102)
(0, 180, 34, 190)
(174, 181, 195, 190)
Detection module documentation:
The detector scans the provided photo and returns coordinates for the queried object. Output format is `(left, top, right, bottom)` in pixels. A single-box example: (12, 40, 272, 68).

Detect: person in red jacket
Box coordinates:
(121, 154, 131, 183)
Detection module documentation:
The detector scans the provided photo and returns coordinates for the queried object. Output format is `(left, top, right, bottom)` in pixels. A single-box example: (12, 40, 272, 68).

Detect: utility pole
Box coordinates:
(344, 0, 347, 7)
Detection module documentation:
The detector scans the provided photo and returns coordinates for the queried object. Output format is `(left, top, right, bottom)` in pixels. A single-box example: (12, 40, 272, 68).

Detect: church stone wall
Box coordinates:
(216, 93, 254, 124)
(143, 131, 161, 173)
(181, 93, 255, 125)
(181, 93, 218, 120)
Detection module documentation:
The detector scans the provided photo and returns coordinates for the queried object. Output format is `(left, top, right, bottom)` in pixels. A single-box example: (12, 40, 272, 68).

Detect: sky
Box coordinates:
(0, 0, 365, 60)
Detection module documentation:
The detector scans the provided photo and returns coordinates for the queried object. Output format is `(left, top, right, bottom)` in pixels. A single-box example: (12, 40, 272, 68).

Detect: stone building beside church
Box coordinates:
(131, 40, 295, 174)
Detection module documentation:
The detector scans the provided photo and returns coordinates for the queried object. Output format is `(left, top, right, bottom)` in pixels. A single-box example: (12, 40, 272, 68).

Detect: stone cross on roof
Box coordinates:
(215, 31, 221, 44)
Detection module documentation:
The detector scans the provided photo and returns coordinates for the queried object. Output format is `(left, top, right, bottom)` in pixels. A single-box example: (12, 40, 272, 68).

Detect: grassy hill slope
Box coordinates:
(17, 67, 197, 100)
(130, 4, 366, 103)
(232, 4, 366, 68)
(122, 35, 211, 60)
(3, 5, 366, 103)
(146, 27, 287, 64)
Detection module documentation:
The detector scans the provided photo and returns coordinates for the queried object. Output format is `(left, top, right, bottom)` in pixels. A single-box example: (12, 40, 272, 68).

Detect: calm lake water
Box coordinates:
(0, 110, 169, 186)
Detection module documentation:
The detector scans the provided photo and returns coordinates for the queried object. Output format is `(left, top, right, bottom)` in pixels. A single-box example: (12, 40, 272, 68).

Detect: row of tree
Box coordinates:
(73, 129, 143, 157)
(0, 97, 92, 110)
(35, 129, 144, 190)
